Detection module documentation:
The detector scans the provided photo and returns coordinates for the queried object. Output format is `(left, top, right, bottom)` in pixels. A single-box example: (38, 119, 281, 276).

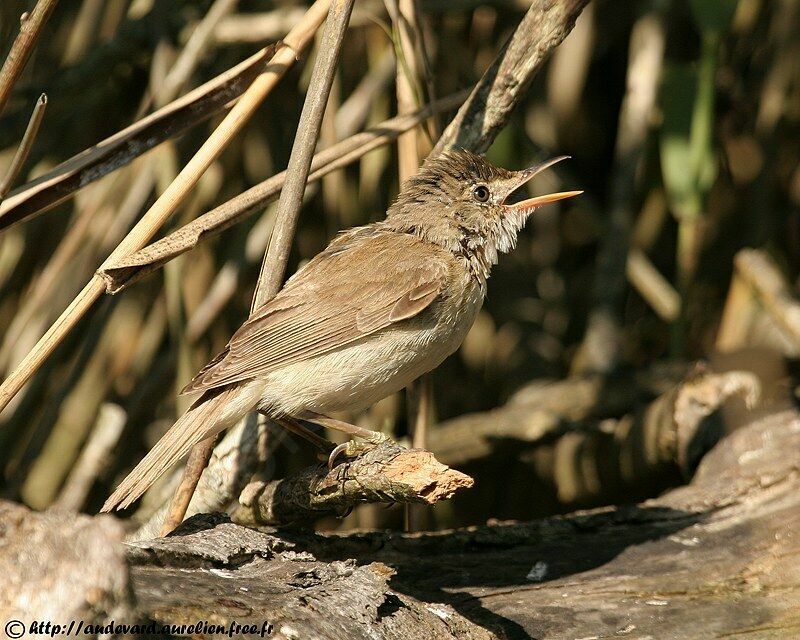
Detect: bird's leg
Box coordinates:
(296, 411, 392, 468)
(261, 412, 335, 455)
(298, 411, 386, 440)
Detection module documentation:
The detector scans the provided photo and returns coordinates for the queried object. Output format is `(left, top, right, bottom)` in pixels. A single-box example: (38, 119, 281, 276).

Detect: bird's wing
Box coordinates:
(181, 229, 448, 395)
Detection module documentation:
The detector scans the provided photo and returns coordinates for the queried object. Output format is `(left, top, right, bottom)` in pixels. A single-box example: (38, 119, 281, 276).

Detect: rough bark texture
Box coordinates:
(125, 405, 800, 639)
(233, 442, 474, 526)
(128, 516, 497, 640)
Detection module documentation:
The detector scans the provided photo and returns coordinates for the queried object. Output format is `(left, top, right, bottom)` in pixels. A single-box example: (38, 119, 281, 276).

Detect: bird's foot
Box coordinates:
(327, 431, 392, 469)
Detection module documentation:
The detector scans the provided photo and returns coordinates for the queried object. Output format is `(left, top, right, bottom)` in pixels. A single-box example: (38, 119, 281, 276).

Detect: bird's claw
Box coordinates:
(327, 431, 392, 469)
(327, 442, 352, 469)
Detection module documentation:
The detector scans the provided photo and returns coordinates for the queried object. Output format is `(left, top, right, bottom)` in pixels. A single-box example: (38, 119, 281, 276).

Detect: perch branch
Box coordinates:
(233, 442, 474, 526)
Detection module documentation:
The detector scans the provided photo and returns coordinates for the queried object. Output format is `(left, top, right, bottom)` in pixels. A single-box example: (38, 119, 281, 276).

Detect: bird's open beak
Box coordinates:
(502, 156, 582, 212)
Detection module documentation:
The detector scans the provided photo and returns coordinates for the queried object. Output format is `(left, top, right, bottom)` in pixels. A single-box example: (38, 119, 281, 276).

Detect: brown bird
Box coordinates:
(102, 149, 581, 512)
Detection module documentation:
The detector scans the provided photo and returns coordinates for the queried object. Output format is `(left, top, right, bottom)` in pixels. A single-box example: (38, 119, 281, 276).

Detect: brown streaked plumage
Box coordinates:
(102, 150, 581, 512)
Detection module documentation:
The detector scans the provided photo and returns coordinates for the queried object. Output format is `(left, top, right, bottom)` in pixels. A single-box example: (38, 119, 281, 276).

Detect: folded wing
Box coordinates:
(181, 229, 447, 395)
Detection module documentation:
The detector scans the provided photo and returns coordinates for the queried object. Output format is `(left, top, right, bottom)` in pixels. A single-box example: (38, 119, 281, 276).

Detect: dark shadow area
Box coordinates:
(440, 407, 719, 527)
(268, 504, 704, 639)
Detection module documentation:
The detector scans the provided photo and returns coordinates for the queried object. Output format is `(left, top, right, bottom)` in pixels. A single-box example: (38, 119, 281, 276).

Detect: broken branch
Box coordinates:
(233, 442, 474, 526)
(0, 93, 47, 202)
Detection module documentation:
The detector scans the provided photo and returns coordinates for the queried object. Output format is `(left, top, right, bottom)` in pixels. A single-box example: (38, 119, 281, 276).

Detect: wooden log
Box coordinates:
(0, 502, 133, 628)
(126, 405, 800, 639)
(127, 514, 496, 640)
(429, 364, 758, 512)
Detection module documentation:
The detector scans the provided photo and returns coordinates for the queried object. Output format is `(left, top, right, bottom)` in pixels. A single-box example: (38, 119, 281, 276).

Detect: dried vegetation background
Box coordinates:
(1, 0, 799, 536)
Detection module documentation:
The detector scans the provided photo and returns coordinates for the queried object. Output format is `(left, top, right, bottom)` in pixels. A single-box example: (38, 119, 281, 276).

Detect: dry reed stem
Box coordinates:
(100, 92, 467, 294)
(215, 4, 379, 45)
(111, 0, 585, 525)
(9, 3, 244, 376)
(0, 166, 150, 375)
(0, 0, 332, 415)
(432, 0, 590, 155)
(715, 270, 759, 352)
(61, 0, 104, 66)
(161, 0, 349, 534)
(385, 0, 434, 532)
(8, 4, 239, 450)
(626, 248, 680, 322)
(729, 249, 800, 349)
(211, 0, 535, 46)
(159, 0, 354, 536)
(385, 0, 426, 181)
(334, 48, 395, 137)
(0, 0, 59, 116)
(253, 0, 355, 309)
(152, 0, 240, 110)
(0, 46, 276, 232)
(19, 299, 142, 507)
(54, 403, 126, 511)
(2, 14, 238, 374)
(130, 423, 291, 542)
(0, 93, 47, 201)
(159, 434, 219, 536)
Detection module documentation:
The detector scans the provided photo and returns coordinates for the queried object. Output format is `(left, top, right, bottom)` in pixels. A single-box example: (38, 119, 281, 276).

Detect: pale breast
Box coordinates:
(259, 276, 483, 416)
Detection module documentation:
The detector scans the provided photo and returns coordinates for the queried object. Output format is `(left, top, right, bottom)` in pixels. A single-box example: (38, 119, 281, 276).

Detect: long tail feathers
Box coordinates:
(101, 386, 247, 512)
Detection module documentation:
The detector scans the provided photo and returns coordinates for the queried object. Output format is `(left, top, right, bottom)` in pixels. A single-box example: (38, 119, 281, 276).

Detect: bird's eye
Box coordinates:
(472, 184, 490, 203)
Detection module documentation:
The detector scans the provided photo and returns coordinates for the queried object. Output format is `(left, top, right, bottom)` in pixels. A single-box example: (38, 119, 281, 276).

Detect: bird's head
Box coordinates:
(387, 149, 581, 278)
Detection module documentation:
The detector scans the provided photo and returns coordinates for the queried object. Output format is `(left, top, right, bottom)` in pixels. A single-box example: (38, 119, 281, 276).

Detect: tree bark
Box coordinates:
(124, 405, 800, 639)
(233, 442, 473, 527)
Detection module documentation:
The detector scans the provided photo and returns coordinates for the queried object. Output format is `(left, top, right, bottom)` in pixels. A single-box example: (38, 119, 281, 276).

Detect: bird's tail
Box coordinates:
(101, 381, 263, 512)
